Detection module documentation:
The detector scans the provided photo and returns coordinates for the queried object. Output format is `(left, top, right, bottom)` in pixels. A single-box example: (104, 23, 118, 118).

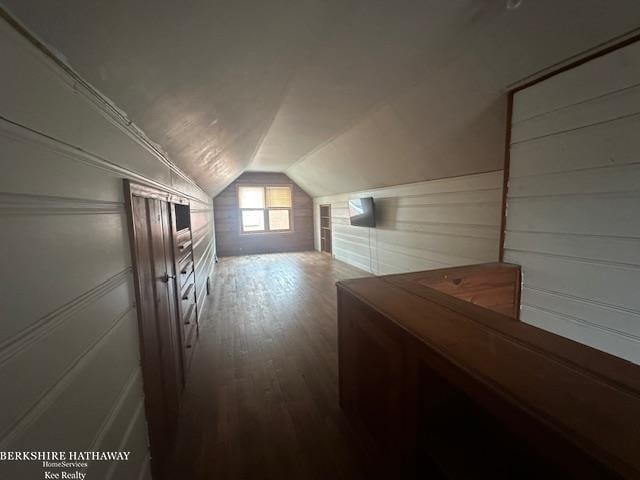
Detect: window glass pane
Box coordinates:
(238, 186, 265, 209)
(266, 186, 292, 208)
(241, 210, 265, 232)
(268, 209, 290, 230)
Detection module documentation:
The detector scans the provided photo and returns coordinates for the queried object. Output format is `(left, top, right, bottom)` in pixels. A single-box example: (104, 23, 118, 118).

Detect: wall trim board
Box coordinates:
(88, 368, 142, 452)
(510, 83, 640, 128)
(332, 247, 372, 271)
(104, 400, 146, 480)
(505, 229, 640, 240)
(0, 8, 207, 199)
(332, 232, 486, 268)
(0, 307, 137, 447)
(127, 179, 191, 205)
(196, 257, 215, 303)
(523, 285, 640, 327)
(0, 268, 133, 365)
(522, 302, 640, 342)
(369, 223, 498, 241)
(197, 286, 210, 324)
(0, 191, 125, 215)
(377, 200, 501, 209)
(192, 224, 212, 251)
(498, 90, 514, 262)
(194, 238, 215, 275)
(506, 30, 640, 93)
(499, 36, 640, 261)
(506, 248, 640, 270)
(511, 111, 640, 146)
(0, 116, 211, 208)
(316, 170, 503, 201)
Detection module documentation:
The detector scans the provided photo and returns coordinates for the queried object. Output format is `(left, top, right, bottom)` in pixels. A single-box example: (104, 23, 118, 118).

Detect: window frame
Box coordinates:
(237, 183, 294, 235)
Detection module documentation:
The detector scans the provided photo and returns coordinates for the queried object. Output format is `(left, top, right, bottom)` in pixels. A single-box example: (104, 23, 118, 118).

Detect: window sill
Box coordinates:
(240, 230, 293, 236)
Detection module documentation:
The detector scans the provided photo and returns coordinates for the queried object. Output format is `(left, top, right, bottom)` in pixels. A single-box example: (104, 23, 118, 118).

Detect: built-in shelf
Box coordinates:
(319, 204, 332, 255)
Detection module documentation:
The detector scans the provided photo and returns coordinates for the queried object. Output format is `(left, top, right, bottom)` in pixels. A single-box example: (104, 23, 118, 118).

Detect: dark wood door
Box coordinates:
(130, 194, 183, 475)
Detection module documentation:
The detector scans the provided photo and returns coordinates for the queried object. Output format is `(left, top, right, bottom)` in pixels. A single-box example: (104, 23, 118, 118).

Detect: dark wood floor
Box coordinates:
(166, 252, 377, 479)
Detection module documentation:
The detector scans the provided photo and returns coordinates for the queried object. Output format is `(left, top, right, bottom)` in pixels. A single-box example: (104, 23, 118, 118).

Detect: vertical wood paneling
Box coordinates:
(313, 171, 503, 275)
(506, 40, 640, 365)
(0, 15, 215, 478)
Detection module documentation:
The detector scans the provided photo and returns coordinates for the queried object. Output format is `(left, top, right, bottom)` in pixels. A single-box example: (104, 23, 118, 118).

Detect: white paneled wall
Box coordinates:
(314, 171, 503, 275)
(0, 17, 215, 479)
(505, 40, 640, 365)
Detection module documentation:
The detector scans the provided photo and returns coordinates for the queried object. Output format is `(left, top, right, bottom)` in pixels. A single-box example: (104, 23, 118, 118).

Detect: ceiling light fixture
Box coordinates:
(506, 0, 523, 10)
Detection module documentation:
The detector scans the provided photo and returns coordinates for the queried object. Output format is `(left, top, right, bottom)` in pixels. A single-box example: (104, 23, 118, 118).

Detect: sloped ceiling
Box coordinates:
(3, 0, 640, 197)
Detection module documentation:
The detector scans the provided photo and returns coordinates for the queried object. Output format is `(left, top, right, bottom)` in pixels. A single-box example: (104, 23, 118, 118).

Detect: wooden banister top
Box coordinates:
(337, 263, 640, 477)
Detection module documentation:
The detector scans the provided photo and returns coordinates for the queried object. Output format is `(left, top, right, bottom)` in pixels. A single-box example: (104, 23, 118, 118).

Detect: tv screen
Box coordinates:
(348, 197, 376, 227)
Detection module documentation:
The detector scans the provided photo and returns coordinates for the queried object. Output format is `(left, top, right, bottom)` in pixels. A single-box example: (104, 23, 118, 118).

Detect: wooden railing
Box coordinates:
(337, 263, 640, 479)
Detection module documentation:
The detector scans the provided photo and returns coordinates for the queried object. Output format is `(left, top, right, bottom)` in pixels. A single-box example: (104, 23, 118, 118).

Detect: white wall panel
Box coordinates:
(512, 41, 640, 123)
(314, 171, 502, 275)
(506, 40, 640, 365)
(512, 83, 640, 143)
(0, 16, 215, 478)
(509, 113, 640, 179)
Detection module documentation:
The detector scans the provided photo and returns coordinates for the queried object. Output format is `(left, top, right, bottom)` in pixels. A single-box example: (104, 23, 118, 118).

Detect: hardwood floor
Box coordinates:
(165, 252, 377, 479)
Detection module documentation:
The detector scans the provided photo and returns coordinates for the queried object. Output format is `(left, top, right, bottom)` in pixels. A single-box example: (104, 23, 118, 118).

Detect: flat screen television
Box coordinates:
(348, 197, 376, 227)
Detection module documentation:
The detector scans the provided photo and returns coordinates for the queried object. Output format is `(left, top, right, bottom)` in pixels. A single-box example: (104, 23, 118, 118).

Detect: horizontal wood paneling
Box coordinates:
(507, 193, 640, 237)
(0, 15, 215, 478)
(512, 83, 640, 143)
(512, 41, 640, 123)
(87, 370, 145, 479)
(0, 210, 132, 342)
(0, 279, 135, 440)
(214, 172, 314, 256)
(314, 171, 503, 275)
(509, 114, 640, 179)
(506, 40, 640, 365)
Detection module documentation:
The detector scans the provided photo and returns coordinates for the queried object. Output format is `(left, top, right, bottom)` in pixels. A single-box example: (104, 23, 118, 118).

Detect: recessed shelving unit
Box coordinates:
(319, 204, 332, 254)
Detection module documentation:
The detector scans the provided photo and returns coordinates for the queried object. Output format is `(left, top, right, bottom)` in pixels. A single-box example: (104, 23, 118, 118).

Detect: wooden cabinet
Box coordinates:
(338, 298, 405, 455)
(337, 263, 640, 479)
(171, 204, 200, 379)
(125, 181, 203, 478)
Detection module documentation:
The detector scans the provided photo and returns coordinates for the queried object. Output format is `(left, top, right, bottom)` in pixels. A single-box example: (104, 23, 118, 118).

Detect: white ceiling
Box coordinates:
(3, 0, 640, 196)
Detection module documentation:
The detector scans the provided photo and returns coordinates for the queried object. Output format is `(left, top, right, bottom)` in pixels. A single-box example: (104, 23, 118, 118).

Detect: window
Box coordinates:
(238, 185, 292, 233)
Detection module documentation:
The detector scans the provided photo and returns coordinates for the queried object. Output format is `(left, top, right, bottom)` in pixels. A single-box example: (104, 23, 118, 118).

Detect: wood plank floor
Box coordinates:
(166, 252, 378, 479)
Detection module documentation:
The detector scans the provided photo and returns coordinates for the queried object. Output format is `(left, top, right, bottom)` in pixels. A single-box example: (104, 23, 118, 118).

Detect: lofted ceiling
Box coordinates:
(3, 0, 640, 197)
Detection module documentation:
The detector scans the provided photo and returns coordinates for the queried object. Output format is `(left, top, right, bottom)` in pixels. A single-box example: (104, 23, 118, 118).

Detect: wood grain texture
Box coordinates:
(129, 195, 180, 473)
(385, 263, 521, 319)
(214, 172, 314, 256)
(338, 270, 640, 478)
(165, 252, 384, 480)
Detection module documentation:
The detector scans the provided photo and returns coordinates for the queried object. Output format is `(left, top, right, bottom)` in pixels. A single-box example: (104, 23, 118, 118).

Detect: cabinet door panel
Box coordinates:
(338, 293, 405, 453)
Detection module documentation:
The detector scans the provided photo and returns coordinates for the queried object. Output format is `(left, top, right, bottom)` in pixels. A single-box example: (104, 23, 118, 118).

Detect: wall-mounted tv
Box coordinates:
(348, 197, 376, 227)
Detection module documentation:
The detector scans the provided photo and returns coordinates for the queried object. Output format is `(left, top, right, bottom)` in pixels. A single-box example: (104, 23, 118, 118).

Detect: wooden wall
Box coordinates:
(0, 16, 215, 479)
(313, 171, 503, 274)
(214, 172, 313, 256)
(504, 40, 640, 365)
